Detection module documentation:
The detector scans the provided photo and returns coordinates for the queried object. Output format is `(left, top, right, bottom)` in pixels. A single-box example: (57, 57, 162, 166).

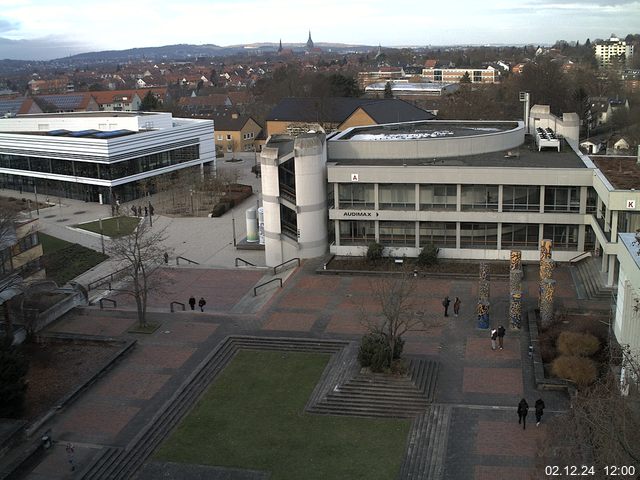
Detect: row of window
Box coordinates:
(338, 221, 585, 250)
(0, 145, 200, 181)
(337, 184, 596, 213)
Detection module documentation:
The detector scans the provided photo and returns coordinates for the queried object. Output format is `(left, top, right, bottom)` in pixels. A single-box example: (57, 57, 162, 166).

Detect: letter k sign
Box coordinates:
(627, 200, 636, 209)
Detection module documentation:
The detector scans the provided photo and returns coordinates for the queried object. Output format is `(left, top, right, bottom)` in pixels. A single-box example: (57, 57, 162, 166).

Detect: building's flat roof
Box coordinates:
(619, 233, 640, 270)
(16, 111, 157, 119)
(591, 156, 640, 190)
(329, 135, 587, 169)
(335, 121, 518, 141)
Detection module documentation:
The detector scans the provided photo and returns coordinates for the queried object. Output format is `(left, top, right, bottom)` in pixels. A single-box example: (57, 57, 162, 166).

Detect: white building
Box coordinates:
(595, 34, 634, 68)
(0, 111, 215, 203)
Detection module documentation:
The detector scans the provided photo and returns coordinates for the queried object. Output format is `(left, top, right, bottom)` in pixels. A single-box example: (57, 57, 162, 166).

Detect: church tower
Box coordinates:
(278, 39, 283, 53)
(306, 30, 314, 51)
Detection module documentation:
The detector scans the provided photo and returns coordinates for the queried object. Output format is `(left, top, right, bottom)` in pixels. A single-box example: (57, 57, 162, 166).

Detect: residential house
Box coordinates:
(92, 88, 168, 111)
(177, 94, 233, 117)
(31, 93, 99, 113)
(212, 112, 262, 153)
(28, 78, 74, 95)
(0, 97, 43, 117)
(265, 97, 435, 137)
(595, 34, 634, 68)
(0, 217, 45, 288)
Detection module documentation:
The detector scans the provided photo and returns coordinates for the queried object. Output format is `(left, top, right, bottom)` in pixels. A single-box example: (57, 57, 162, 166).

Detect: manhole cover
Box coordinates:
(43, 215, 56, 219)
(56, 218, 69, 223)
(73, 210, 87, 214)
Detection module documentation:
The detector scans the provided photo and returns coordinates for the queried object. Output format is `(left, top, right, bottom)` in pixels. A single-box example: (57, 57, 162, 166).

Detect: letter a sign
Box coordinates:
(626, 200, 636, 209)
(351, 173, 359, 182)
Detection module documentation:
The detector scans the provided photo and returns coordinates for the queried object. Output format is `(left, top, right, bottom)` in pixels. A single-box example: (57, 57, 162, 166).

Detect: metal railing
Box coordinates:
(273, 257, 300, 275)
(99, 298, 117, 309)
(170, 301, 185, 312)
(254, 278, 282, 296)
(87, 266, 130, 291)
(569, 251, 592, 263)
(235, 257, 256, 267)
(176, 256, 199, 265)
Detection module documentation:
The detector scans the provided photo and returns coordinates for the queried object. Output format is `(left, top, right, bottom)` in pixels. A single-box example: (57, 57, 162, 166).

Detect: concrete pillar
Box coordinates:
(498, 185, 503, 213)
(375, 220, 380, 243)
(579, 186, 587, 215)
(415, 184, 420, 211)
(578, 224, 586, 252)
(608, 254, 616, 287)
(456, 184, 462, 212)
(602, 252, 608, 273)
(611, 210, 619, 241)
(539, 185, 545, 213)
(497, 223, 502, 251)
(260, 146, 283, 267)
(456, 222, 461, 249)
(333, 183, 339, 209)
(334, 219, 340, 247)
(415, 221, 420, 248)
(374, 183, 379, 210)
(596, 197, 603, 219)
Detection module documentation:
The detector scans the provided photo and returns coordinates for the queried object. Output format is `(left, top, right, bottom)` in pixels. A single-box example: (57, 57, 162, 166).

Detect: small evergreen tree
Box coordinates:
(417, 243, 439, 266)
(366, 242, 384, 264)
(459, 71, 472, 83)
(384, 81, 393, 98)
(139, 90, 159, 111)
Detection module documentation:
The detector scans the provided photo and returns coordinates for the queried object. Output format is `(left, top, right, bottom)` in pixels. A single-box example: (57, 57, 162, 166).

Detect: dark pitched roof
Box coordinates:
(266, 97, 434, 124)
(212, 112, 260, 131)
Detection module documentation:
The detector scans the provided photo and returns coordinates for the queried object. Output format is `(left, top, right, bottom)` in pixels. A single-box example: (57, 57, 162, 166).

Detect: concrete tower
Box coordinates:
(260, 133, 328, 267)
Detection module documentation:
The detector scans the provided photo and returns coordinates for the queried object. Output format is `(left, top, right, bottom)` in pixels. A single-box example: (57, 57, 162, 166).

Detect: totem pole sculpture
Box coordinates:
(477, 262, 490, 329)
(539, 239, 555, 328)
(509, 250, 523, 329)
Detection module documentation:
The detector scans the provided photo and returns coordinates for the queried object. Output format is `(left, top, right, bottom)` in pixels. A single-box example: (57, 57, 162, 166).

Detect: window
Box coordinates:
(280, 204, 298, 240)
(501, 224, 539, 248)
(338, 184, 374, 209)
(226, 134, 232, 140)
(544, 186, 580, 212)
(502, 186, 540, 212)
(543, 224, 579, 250)
(339, 220, 375, 245)
(460, 223, 498, 249)
(378, 184, 415, 210)
(586, 187, 597, 214)
(419, 222, 456, 247)
(461, 186, 498, 211)
(217, 135, 223, 141)
(419, 184, 456, 210)
(379, 221, 415, 246)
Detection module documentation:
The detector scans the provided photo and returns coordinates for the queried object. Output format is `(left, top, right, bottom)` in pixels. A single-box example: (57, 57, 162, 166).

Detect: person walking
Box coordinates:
(517, 398, 529, 430)
(144, 206, 148, 217)
(198, 297, 207, 312)
(490, 328, 498, 350)
(453, 297, 461, 317)
(442, 296, 451, 317)
(149, 204, 155, 216)
(188, 296, 196, 311)
(131, 205, 137, 216)
(497, 325, 506, 350)
(535, 398, 545, 426)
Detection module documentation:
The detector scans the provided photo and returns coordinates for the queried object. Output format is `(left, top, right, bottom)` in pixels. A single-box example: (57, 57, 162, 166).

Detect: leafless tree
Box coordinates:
(107, 220, 170, 328)
(359, 272, 443, 368)
(536, 345, 640, 477)
(0, 204, 24, 346)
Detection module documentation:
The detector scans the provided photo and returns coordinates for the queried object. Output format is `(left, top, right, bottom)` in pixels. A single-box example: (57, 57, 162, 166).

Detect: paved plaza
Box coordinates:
(3, 167, 599, 479)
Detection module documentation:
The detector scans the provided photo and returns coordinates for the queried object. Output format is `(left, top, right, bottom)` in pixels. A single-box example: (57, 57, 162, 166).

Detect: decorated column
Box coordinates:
(540, 279, 556, 328)
(477, 262, 490, 328)
(510, 293, 522, 329)
(509, 250, 523, 329)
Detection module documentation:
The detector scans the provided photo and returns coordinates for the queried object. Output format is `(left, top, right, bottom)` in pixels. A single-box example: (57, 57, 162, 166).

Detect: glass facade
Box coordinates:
(501, 223, 539, 248)
(419, 222, 456, 247)
(502, 186, 540, 212)
(461, 186, 498, 211)
(460, 223, 498, 248)
(544, 186, 580, 212)
(378, 184, 415, 210)
(419, 184, 456, 210)
(379, 221, 415, 246)
(338, 184, 374, 209)
(339, 220, 375, 245)
(543, 224, 579, 250)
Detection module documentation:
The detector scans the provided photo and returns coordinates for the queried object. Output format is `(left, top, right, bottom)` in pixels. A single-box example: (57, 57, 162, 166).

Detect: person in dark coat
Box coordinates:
(188, 296, 196, 311)
(535, 398, 545, 426)
(517, 398, 529, 430)
(198, 297, 206, 312)
(497, 325, 506, 350)
(453, 297, 461, 317)
(442, 296, 451, 317)
(149, 204, 155, 216)
(131, 205, 137, 216)
(490, 328, 498, 350)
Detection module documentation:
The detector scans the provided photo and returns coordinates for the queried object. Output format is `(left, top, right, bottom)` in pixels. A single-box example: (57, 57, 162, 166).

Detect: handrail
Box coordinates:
(235, 257, 256, 267)
(254, 278, 282, 296)
(273, 257, 300, 275)
(176, 256, 199, 265)
(88, 266, 130, 291)
(99, 298, 117, 309)
(170, 301, 185, 312)
(569, 251, 592, 263)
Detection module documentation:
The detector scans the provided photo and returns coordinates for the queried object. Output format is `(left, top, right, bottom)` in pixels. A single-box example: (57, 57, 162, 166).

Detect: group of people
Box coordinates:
(130, 204, 154, 217)
(490, 325, 506, 350)
(188, 296, 207, 312)
(517, 398, 546, 429)
(442, 296, 461, 317)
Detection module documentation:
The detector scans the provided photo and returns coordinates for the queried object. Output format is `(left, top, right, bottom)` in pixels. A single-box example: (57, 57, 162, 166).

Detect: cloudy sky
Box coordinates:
(0, 0, 638, 60)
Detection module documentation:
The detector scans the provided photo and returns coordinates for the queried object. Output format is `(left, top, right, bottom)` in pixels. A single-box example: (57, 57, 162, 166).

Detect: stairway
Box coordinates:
(307, 359, 439, 418)
(398, 405, 452, 480)
(572, 257, 615, 301)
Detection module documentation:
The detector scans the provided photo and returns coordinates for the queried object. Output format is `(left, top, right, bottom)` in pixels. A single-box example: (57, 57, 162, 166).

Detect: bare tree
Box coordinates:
(107, 220, 170, 328)
(0, 204, 24, 346)
(359, 273, 442, 369)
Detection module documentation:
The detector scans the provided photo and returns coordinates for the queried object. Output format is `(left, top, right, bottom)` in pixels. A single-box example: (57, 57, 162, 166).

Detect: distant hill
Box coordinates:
(62, 42, 375, 62)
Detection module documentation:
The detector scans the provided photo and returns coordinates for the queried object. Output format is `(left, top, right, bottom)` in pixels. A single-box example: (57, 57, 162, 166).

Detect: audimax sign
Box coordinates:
(343, 211, 379, 217)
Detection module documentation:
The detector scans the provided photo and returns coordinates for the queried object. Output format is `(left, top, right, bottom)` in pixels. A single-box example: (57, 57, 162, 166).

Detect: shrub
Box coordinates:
(358, 332, 404, 373)
(366, 242, 384, 264)
(0, 347, 29, 418)
(416, 243, 439, 266)
(551, 355, 597, 387)
(211, 203, 229, 217)
(556, 331, 600, 357)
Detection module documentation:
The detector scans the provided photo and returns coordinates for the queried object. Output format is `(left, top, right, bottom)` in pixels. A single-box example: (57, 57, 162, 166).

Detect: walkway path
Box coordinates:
(16, 257, 597, 480)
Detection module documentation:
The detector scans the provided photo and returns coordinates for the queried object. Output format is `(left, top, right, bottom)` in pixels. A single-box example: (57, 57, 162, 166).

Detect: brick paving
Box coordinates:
(26, 261, 594, 479)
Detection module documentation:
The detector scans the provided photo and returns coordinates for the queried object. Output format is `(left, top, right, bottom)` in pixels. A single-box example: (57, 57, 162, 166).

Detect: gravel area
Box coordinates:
(22, 340, 119, 420)
(328, 257, 510, 275)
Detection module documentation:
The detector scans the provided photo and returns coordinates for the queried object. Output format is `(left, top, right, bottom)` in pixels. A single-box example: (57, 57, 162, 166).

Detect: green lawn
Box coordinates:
(155, 350, 410, 480)
(74, 216, 140, 237)
(39, 233, 109, 285)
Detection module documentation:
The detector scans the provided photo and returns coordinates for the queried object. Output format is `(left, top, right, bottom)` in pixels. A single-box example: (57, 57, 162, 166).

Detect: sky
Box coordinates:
(0, 0, 639, 60)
